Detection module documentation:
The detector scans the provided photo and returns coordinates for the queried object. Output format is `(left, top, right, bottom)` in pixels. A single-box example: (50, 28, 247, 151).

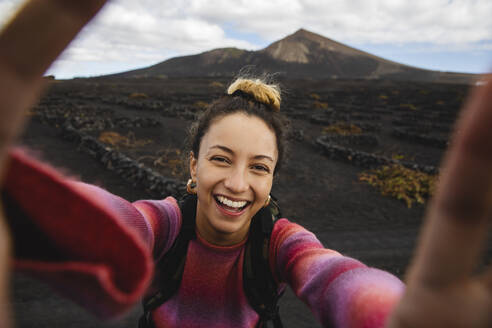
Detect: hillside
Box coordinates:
(105, 29, 476, 83)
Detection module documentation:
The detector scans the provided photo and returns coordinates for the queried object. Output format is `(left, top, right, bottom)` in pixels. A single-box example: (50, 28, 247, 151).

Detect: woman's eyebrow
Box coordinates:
(209, 144, 234, 154)
(209, 145, 274, 162)
(253, 155, 274, 163)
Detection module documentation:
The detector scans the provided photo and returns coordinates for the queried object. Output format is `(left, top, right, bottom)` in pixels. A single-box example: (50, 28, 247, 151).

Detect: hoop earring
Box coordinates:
(186, 178, 197, 195)
(263, 195, 271, 208)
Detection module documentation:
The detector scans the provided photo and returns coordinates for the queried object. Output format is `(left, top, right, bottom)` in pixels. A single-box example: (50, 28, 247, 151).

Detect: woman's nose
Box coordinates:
(224, 168, 248, 193)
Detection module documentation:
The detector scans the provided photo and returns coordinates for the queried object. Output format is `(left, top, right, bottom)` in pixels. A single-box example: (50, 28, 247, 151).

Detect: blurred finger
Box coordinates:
(409, 76, 492, 287)
(479, 262, 492, 290)
(0, 0, 107, 79)
(0, 0, 108, 182)
(0, 202, 13, 328)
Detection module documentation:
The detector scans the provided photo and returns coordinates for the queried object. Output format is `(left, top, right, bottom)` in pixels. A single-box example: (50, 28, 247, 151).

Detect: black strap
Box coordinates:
(243, 197, 284, 328)
(139, 194, 197, 327)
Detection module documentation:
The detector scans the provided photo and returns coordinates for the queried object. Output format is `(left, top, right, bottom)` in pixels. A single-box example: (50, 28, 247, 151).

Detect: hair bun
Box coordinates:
(227, 78, 281, 112)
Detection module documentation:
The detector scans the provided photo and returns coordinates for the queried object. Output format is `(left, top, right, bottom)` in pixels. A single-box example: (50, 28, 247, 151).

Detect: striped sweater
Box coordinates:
(5, 148, 404, 327)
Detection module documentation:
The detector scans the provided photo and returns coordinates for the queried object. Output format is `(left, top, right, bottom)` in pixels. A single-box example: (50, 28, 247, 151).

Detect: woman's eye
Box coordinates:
(211, 156, 229, 164)
(252, 165, 270, 173)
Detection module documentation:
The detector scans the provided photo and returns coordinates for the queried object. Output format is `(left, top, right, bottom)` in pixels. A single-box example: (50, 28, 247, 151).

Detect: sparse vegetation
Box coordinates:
(98, 131, 152, 148)
(309, 93, 320, 100)
(359, 164, 437, 208)
(322, 122, 362, 135)
(400, 103, 418, 111)
(209, 81, 224, 88)
(138, 149, 186, 178)
(313, 100, 329, 109)
(194, 101, 209, 109)
(379, 94, 388, 100)
(129, 92, 148, 99)
(391, 153, 405, 161)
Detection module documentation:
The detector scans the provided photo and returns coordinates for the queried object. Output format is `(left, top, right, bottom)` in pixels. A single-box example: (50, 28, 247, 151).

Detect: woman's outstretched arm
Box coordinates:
(0, 1, 108, 326)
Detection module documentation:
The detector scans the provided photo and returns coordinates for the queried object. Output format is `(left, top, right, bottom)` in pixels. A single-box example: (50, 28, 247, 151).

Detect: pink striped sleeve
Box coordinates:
(133, 197, 182, 261)
(4, 148, 179, 318)
(270, 219, 404, 328)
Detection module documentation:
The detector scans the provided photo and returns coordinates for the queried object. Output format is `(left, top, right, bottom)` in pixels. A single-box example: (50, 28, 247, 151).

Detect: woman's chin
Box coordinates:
(207, 214, 252, 244)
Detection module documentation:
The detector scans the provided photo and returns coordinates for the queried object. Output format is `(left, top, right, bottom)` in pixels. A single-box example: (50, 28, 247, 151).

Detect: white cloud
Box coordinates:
(186, 0, 492, 45)
(0, 0, 490, 77)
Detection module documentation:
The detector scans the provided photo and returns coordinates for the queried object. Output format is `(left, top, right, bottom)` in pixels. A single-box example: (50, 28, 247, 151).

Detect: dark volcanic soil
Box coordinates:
(11, 77, 485, 328)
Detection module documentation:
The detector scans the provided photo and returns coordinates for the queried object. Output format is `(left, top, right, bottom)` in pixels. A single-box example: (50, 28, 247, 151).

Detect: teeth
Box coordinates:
(217, 195, 247, 208)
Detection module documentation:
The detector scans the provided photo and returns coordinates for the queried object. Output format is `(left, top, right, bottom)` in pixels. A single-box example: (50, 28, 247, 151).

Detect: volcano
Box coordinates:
(106, 28, 476, 83)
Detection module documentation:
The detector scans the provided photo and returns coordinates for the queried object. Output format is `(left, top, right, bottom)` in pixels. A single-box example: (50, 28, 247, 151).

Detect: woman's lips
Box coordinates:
(214, 197, 249, 217)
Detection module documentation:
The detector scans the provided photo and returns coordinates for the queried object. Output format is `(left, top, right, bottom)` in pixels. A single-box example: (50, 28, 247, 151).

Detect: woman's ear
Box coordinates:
(189, 151, 197, 180)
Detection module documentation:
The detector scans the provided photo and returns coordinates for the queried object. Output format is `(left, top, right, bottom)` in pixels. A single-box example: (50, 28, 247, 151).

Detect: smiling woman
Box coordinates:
(1, 1, 492, 328)
(191, 113, 278, 245)
(187, 78, 285, 246)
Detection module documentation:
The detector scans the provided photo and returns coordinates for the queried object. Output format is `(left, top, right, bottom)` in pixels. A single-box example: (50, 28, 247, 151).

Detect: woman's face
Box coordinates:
(190, 112, 278, 246)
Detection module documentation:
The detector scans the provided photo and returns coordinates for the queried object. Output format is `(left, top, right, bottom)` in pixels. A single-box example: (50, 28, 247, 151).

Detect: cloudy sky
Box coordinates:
(1, 0, 491, 78)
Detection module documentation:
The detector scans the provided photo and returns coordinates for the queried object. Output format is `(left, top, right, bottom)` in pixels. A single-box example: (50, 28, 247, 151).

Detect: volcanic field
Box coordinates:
(12, 76, 485, 327)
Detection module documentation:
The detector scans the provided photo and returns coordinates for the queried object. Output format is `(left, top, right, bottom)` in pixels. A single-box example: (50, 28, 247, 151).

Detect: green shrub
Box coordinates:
(359, 164, 437, 208)
(400, 103, 417, 111)
(313, 100, 329, 109)
(98, 131, 152, 148)
(322, 122, 362, 135)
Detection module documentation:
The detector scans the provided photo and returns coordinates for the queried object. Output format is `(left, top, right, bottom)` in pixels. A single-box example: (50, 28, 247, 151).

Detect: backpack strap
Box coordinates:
(138, 194, 197, 328)
(243, 196, 284, 328)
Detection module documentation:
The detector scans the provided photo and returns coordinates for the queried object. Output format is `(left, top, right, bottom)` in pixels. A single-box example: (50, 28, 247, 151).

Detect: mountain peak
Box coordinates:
(262, 28, 364, 64)
(291, 28, 323, 39)
(293, 28, 310, 35)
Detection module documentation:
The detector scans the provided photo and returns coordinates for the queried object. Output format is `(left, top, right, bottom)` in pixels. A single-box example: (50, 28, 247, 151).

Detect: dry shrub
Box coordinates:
(139, 149, 186, 178)
(391, 153, 405, 161)
(209, 81, 224, 88)
(129, 92, 148, 99)
(194, 101, 209, 109)
(400, 103, 417, 111)
(309, 93, 320, 100)
(359, 164, 437, 208)
(322, 122, 362, 135)
(313, 100, 329, 109)
(98, 131, 152, 148)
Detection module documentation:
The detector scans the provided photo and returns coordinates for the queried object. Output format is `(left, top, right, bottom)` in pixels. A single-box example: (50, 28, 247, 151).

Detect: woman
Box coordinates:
(1, 1, 491, 328)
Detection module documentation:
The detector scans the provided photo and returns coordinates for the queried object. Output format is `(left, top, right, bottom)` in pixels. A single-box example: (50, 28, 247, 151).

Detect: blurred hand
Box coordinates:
(387, 76, 492, 328)
(0, 1, 108, 326)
